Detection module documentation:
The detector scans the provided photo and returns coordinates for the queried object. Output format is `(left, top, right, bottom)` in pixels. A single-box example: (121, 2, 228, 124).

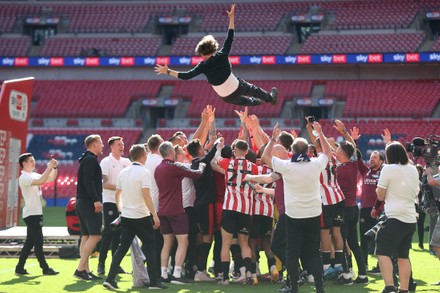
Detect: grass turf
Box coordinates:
(2, 207, 439, 293)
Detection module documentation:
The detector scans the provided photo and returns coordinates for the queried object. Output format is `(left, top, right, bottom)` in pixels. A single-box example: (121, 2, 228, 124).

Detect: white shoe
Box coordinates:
(194, 271, 215, 282)
(349, 268, 356, 280)
(231, 274, 246, 283)
(306, 274, 315, 283)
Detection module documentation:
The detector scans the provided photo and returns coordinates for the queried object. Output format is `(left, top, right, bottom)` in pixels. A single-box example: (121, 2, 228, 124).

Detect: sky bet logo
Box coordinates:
(284, 56, 297, 64)
(430, 53, 440, 61)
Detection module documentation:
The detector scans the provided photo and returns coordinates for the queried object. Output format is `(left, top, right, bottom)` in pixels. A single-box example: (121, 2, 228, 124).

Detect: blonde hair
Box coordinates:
(84, 134, 101, 148)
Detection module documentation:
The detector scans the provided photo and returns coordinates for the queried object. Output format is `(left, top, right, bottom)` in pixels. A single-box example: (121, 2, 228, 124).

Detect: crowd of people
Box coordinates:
(16, 104, 440, 293)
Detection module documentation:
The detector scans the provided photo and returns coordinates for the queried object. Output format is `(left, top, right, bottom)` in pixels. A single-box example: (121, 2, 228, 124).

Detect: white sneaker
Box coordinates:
(349, 268, 356, 280)
(306, 274, 315, 283)
(231, 274, 246, 283)
(194, 271, 215, 282)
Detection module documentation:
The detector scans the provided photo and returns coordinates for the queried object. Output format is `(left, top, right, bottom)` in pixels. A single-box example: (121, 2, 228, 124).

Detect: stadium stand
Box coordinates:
(320, 0, 420, 30)
(170, 35, 292, 56)
(0, 37, 31, 56)
(324, 80, 440, 118)
(41, 37, 162, 56)
(432, 37, 440, 51)
(300, 32, 425, 54)
(32, 80, 162, 118)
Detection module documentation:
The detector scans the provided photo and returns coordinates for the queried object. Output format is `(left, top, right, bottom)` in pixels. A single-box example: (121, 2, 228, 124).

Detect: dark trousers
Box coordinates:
(107, 216, 158, 282)
(359, 207, 376, 267)
(17, 215, 49, 272)
(342, 205, 367, 275)
(99, 202, 121, 265)
(286, 215, 324, 293)
(416, 207, 426, 247)
(185, 207, 198, 275)
(213, 230, 222, 274)
(222, 78, 271, 106)
(271, 213, 286, 265)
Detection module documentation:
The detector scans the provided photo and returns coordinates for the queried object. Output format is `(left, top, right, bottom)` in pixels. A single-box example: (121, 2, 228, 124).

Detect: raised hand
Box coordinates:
(234, 106, 248, 123)
(350, 126, 360, 140)
(333, 119, 346, 133)
(227, 4, 235, 19)
(290, 129, 298, 139)
(381, 128, 392, 144)
(312, 121, 323, 135)
(272, 123, 281, 141)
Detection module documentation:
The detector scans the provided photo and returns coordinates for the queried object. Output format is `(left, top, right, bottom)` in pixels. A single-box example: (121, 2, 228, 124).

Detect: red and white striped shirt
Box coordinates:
(252, 164, 274, 217)
(319, 153, 345, 205)
(219, 157, 259, 215)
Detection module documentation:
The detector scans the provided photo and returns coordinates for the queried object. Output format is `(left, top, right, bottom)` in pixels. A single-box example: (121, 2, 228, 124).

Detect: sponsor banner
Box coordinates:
(421, 52, 440, 62)
(2, 52, 440, 67)
(426, 11, 440, 19)
(0, 77, 34, 228)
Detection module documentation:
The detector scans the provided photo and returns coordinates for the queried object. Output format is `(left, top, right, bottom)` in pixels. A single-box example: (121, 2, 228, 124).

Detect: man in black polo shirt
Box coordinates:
(74, 134, 104, 281)
(186, 137, 224, 281)
(154, 4, 278, 107)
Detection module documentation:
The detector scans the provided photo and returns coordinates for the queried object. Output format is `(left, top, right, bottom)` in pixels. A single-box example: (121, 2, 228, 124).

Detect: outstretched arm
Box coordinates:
(155, 63, 203, 80)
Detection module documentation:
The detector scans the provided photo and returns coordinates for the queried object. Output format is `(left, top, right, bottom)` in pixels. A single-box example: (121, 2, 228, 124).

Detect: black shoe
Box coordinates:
(149, 281, 168, 289)
(354, 276, 369, 284)
(15, 268, 29, 276)
(74, 269, 92, 281)
(117, 266, 126, 274)
(409, 280, 417, 291)
(367, 266, 381, 275)
(170, 276, 190, 284)
(270, 87, 278, 106)
(97, 263, 105, 275)
(89, 271, 102, 280)
(161, 276, 171, 283)
(335, 275, 353, 285)
(43, 268, 59, 276)
(103, 279, 119, 290)
(382, 286, 397, 293)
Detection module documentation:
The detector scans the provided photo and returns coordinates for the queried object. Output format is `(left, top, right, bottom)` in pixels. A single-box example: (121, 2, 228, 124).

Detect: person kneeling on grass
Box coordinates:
(154, 4, 278, 107)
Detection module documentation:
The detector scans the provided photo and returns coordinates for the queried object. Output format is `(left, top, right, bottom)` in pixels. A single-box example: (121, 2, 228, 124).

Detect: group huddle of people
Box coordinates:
(15, 104, 440, 293)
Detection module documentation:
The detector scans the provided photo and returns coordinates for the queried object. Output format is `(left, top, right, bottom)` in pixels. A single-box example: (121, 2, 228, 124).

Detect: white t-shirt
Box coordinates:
(181, 162, 196, 208)
(100, 154, 131, 203)
(19, 171, 43, 218)
(377, 164, 419, 223)
(117, 163, 152, 219)
(145, 153, 162, 211)
(272, 154, 328, 219)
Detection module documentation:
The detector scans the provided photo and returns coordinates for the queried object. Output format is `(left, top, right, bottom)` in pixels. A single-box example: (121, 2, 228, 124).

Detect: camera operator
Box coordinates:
(375, 142, 420, 293)
(425, 167, 440, 258)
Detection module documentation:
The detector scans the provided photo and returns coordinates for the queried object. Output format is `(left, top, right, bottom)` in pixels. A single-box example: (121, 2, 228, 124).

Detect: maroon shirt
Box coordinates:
(155, 159, 203, 216)
(337, 160, 359, 207)
(273, 173, 285, 215)
(358, 156, 381, 209)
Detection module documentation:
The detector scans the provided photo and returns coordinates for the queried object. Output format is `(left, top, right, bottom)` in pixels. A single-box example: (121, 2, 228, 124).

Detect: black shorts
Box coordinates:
(250, 215, 273, 239)
(376, 218, 416, 259)
(321, 201, 345, 229)
(76, 198, 102, 236)
(195, 203, 215, 235)
(221, 210, 252, 235)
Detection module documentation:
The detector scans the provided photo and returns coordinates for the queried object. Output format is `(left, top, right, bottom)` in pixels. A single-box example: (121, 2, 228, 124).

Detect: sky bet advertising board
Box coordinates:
(1, 52, 440, 67)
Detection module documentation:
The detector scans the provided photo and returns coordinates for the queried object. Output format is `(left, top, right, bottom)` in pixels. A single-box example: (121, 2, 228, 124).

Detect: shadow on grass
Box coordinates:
(63, 280, 98, 292)
(0, 275, 41, 286)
